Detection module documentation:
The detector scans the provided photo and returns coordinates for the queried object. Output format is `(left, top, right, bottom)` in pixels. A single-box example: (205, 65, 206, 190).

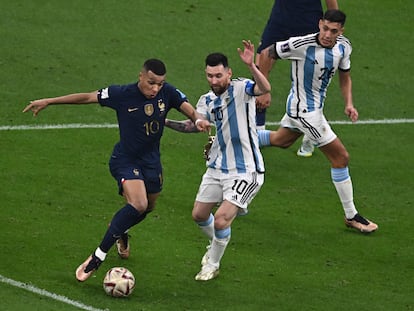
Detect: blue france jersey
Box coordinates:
(196, 78, 265, 174)
(97, 82, 187, 164)
(276, 33, 352, 117)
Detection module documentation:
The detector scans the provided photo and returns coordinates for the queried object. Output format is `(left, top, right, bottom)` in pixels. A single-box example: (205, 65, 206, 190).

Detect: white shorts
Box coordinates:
(280, 112, 337, 147)
(195, 168, 264, 210)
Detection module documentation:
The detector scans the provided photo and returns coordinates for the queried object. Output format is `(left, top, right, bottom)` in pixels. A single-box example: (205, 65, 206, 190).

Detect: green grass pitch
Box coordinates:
(1, 0, 413, 310)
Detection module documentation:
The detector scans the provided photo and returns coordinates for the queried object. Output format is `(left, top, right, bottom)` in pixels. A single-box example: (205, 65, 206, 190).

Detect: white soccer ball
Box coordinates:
(103, 267, 135, 298)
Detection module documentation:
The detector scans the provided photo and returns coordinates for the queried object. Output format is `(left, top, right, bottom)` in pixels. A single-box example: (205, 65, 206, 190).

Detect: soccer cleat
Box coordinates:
(296, 140, 314, 157)
(344, 213, 378, 233)
(195, 264, 219, 281)
(75, 254, 102, 282)
(116, 234, 130, 259)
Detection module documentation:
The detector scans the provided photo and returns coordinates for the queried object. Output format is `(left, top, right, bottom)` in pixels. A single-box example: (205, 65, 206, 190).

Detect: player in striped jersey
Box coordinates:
(259, 9, 378, 233)
(166, 40, 271, 280)
(255, 0, 339, 157)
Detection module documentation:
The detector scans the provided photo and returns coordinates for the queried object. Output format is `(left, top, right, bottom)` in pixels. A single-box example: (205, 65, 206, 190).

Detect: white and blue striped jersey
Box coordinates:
(276, 33, 352, 117)
(196, 78, 265, 174)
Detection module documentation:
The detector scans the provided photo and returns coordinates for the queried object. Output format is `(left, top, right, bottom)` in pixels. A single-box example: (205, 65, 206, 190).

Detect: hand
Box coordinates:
(22, 99, 49, 116)
(195, 119, 211, 133)
(237, 40, 255, 66)
(345, 106, 358, 122)
(256, 92, 271, 109)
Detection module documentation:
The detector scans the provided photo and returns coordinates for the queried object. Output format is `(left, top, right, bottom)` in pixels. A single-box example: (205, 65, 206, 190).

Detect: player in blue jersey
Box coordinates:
(23, 58, 210, 282)
(166, 40, 271, 281)
(256, 0, 338, 157)
(258, 10, 378, 233)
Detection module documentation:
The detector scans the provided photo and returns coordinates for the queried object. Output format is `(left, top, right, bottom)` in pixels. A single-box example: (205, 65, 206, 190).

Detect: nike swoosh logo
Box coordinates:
(128, 108, 138, 112)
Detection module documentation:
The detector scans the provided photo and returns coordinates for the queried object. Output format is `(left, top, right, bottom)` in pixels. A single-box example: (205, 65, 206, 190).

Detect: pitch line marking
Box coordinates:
(0, 274, 109, 311)
(0, 118, 413, 131)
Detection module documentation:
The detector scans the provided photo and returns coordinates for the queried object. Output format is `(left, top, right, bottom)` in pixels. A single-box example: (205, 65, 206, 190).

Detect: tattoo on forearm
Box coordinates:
(165, 119, 199, 133)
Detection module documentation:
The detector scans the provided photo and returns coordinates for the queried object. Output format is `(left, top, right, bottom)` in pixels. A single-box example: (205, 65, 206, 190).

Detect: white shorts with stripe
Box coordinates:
(195, 168, 264, 209)
(280, 111, 337, 147)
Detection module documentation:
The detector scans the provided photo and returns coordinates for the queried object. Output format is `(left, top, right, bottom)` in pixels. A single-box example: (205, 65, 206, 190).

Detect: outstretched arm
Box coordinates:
(237, 40, 271, 96)
(23, 91, 99, 116)
(165, 118, 200, 133)
(176, 101, 210, 132)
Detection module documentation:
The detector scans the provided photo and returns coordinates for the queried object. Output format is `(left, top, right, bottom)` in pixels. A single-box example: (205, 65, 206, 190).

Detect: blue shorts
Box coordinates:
(256, 2, 322, 54)
(257, 21, 320, 53)
(109, 150, 163, 195)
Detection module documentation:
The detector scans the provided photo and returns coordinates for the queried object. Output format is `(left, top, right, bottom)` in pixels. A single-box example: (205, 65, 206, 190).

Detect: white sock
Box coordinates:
(208, 228, 231, 268)
(94, 247, 107, 261)
(197, 213, 215, 240)
(333, 177, 358, 219)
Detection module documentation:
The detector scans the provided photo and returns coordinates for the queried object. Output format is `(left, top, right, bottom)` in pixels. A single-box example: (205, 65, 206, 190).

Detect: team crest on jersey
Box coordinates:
(144, 104, 154, 116)
(158, 99, 165, 113)
(133, 168, 140, 176)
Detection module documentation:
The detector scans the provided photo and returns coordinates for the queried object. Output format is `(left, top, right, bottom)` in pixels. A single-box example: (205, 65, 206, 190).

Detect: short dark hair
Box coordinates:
(323, 9, 346, 26)
(143, 58, 166, 75)
(205, 53, 228, 68)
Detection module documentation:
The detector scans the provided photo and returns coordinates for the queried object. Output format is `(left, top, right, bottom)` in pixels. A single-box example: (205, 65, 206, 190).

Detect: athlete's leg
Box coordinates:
(193, 201, 218, 240)
(319, 138, 358, 218)
(76, 180, 158, 281)
(194, 201, 237, 281)
(258, 127, 302, 148)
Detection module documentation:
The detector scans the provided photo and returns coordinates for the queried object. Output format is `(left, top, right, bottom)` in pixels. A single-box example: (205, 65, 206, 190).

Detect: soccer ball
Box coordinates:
(103, 267, 135, 297)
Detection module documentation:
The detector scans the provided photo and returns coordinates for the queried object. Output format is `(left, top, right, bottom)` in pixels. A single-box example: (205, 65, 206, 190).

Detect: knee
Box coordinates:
(192, 209, 201, 222)
(332, 151, 350, 168)
(214, 216, 230, 231)
(191, 201, 201, 222)
(192, 207, 206, 223)
(128, 197, 148, 213)
(192, 202, 213, 223)
(339, 150, 350, 166)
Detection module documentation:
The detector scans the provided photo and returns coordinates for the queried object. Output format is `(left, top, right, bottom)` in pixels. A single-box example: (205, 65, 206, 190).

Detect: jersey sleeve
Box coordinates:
(195, 93, 211, 120)
(166, 85, 189, 110)
(275, 39, 293, 59)
(97, 85, 120, 109)
(244, 78, 255, 96)
(275, 35, 310, 61)
(338, 36, 352, 71)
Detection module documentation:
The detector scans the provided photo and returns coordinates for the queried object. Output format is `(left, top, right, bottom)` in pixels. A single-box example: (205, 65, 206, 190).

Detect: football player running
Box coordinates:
(23, 59, 210, 282)
(166, 40, 271, 281)
(258, 10, 378, 233)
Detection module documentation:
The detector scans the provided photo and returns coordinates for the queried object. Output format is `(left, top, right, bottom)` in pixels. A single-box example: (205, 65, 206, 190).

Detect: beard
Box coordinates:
(211, 85, 227, 96)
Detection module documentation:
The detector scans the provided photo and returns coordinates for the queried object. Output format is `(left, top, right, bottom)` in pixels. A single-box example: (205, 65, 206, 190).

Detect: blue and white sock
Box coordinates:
(197, 213, 215, 240)
(331, 167, 358, 219)
(258, 129, 271, 147)
(208, 227, 231, 268)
